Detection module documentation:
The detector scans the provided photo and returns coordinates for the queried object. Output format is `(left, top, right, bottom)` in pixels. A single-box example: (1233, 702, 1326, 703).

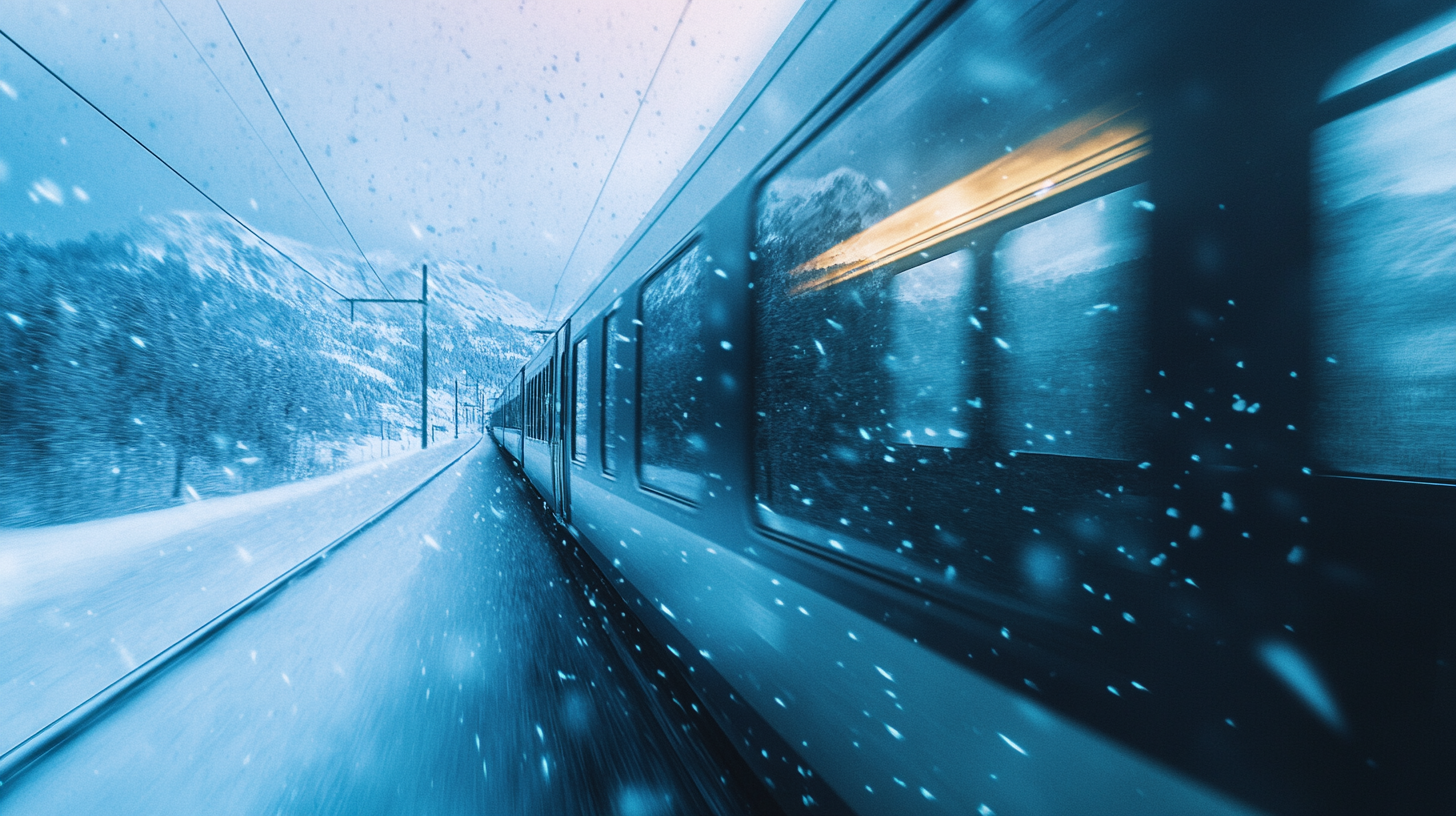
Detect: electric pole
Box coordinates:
(421, 264, 429, 450)
(453, 376, 459, 440)
(341, 263, 430, 450)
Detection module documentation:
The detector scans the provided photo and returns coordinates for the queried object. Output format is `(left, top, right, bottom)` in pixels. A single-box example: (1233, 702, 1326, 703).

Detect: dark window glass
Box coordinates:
(1313, 71, 1456, 479)
(640, 245, 708, 501)
(528, 368, 550, 442)
(521, 376, 527, 433)
(603, 311, 625, 475)
(573, 338, 588, 462)
(992, 184, 1150, 460)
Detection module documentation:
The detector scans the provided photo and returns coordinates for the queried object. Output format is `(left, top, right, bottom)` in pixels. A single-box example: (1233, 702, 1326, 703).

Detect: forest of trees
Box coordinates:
(0, 214, 535, 526)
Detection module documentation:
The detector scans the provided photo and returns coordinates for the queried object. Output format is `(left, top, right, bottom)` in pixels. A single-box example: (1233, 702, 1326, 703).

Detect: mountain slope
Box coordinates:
(0, 213, 538, 525)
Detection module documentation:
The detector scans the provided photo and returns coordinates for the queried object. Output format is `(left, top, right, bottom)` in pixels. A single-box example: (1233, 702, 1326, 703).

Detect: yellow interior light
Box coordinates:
(790, 103, 1150, 293)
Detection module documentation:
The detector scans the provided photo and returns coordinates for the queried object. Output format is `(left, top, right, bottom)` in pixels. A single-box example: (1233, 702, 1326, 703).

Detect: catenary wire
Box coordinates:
(215, 0, 395, 298)
(156, 0, 350, 260)
(543, 0, 695, 323)
(0, 26, 352, 302)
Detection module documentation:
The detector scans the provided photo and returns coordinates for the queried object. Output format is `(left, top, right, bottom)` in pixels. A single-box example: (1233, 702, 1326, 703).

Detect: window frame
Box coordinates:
(743, 0, 1155, 588)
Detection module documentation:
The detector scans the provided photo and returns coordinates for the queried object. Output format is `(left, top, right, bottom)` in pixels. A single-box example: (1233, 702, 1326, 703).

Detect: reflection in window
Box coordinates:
(887, 251, 973, 448)
(603, 311, 625, 474)
(1321, 7, 1456, 99)
(751, 0, 1153, 582)
(572, 338, 588, 463)
(1313, 72, 1456, 478)
(993, 184, 1151, 460)
(640, 246, 708, 500)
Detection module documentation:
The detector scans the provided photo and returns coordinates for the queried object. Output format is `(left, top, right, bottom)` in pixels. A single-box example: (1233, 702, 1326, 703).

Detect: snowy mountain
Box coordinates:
(0, 213, 539, 526)
(140, 212, 542, 328)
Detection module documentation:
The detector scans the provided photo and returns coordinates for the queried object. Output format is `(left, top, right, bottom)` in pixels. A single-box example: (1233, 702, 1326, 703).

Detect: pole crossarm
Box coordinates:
(341, 297, 423, 321)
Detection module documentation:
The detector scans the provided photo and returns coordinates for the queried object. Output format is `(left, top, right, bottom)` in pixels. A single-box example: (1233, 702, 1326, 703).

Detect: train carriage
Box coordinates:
(492, 0, 1456, 812)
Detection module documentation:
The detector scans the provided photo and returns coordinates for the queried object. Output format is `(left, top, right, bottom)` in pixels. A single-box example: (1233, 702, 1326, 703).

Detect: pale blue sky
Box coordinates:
(0, 0, 801, 308)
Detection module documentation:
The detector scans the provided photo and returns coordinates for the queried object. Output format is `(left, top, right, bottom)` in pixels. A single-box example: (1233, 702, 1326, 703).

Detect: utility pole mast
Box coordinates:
(420, 263, 429, 450)
(341, 263, 430, 450)
(453, 376, 459, 440)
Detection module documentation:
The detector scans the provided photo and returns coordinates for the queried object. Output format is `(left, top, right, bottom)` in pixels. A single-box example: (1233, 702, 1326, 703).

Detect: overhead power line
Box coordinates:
(0, 26, 351, 301)
(543, 0, 695, 323)
(156, 0, 349, 257)
(215, 0, 395, 298)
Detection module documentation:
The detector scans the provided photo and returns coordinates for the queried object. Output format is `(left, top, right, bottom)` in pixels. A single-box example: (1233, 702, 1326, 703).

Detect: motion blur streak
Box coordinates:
(791, 103, 1149, 293)
(0, 444, 761, 815)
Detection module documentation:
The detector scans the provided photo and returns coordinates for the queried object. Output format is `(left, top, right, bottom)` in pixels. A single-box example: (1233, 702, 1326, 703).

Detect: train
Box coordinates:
(491, 0, 1456, 812)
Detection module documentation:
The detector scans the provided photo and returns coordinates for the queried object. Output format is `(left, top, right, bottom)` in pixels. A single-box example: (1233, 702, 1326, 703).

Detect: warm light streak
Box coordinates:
(791, 103, 1149, 293)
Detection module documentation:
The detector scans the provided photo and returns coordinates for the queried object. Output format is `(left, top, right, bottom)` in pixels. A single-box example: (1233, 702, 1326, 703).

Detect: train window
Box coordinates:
(1313, 24, 1456, 479)
(992, 184, 1151, 460)
(572, 338, 588, 463)
(639, 244, 709, 502)
(603, 310, 625, 475)
(1320, 7, 1456, 100)
(519, 374, 526, 433)
(533, 372, 540, 440)
(545, 359, 554, 443)
(526, 366, 552, 443)
(752, 0, 1152, 584)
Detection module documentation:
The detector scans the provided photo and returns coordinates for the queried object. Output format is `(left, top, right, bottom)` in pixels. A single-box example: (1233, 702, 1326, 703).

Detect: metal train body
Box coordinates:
(492, 0, 1456, 812)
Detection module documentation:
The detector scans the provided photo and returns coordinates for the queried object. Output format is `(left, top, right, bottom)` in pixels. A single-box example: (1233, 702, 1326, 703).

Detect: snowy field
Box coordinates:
(0, 442, 759, 816)
(0, 437, 474, 756)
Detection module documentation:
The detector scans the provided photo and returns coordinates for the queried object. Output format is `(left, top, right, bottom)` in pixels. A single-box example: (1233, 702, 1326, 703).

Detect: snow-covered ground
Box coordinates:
(0, 437, 475, 756)
(0, 443, 759, 815)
